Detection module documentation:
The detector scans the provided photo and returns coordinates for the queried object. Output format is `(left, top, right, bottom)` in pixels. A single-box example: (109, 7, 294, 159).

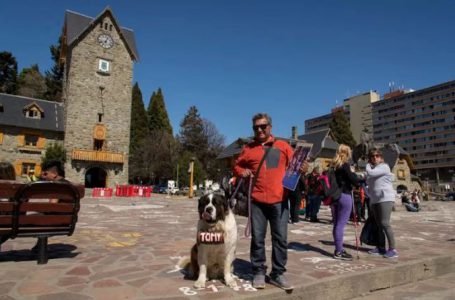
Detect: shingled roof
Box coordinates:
(0, 93, 64, 132)
(64, 7, 139, 60)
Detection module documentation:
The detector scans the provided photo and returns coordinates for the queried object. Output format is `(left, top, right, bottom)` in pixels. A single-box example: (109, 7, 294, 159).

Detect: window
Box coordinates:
(397, 169, 406, 180)
(94, 139, 104, 151)
(21, 163, 36, 176)
(0, 104, 3, 112)
(0, 132, 3, 144)
(98, 113, 103, 122)
(104, 23, 108, 30)
(26, 108, 40, 118)
(24, 134, 39, 147)
(109, 24, 113, 31)
(98, 59, 110, 73)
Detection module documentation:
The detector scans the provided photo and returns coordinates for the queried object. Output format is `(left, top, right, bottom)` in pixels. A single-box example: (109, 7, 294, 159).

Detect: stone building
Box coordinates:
(0, 7, 138, 187)
(60, 8, 138, 187)
(0, 95, 64, 179)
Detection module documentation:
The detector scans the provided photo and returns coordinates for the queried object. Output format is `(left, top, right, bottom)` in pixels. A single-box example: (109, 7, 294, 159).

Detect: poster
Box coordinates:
(282, 142, 313, 191)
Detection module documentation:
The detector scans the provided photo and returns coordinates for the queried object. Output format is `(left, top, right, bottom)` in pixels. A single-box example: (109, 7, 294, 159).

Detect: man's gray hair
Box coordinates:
(252, 113, 272, 126)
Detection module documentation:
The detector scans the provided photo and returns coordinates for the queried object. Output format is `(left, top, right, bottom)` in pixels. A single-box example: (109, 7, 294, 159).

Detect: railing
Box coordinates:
(71, 149, 124, 163)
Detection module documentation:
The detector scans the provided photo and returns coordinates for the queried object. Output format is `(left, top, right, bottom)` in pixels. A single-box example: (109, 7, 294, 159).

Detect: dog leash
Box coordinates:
(245, 175, 253, 237)
(228, 177, 244, 209)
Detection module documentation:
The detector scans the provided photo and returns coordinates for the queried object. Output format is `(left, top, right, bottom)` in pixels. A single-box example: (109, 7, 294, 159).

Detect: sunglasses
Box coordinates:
(253, 124, 269, 131)
(370, 154, 382, 158)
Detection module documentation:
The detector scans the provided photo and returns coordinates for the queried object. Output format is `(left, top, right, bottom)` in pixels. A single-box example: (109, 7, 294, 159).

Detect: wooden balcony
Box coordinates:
(71, 149, 124, 164)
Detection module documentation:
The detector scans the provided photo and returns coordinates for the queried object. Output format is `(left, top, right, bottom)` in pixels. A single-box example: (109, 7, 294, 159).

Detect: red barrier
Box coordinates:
(109, 185, 152, 198)
(92, 187, 113, 198)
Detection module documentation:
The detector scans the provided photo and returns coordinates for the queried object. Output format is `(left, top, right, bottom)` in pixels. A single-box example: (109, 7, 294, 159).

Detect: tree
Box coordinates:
(17, 64, 46, 98)
(129, 83, 150, 181)
(147, 88, 173, 134)
(42, 143, 66, 166)
(0, 51, 18, 94)
(43, 38, 64, 101)
(179, 106, 207, 156)
(329, 109, 356, 149)
(202, 118, 225, 180)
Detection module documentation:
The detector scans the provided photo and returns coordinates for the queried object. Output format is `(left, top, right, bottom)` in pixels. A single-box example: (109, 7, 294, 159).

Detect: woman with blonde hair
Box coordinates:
(331, 144, 362, 260)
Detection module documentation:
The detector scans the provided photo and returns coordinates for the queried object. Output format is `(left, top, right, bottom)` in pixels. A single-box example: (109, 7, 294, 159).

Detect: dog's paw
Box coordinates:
(194, 279, 206, 289)
(225, 276, 238, 288)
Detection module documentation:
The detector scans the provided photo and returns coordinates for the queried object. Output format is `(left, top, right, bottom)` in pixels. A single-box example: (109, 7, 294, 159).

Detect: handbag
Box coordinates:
(360, 216, 379, 246)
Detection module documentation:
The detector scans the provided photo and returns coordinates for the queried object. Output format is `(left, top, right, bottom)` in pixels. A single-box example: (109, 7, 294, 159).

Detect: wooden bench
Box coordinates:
(0, 180, 85, 264)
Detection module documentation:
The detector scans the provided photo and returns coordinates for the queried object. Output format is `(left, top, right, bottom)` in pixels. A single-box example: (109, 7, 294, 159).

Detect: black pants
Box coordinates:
(250, 200, 289, 276)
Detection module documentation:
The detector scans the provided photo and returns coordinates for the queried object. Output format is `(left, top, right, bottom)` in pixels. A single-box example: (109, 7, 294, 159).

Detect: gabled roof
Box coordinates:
(64, 7, 139, 60)
(382, 143, 415, 170)
(298, 129, 339, 159)
(23, 102, 44, 113)
(0, 93, 64, 132)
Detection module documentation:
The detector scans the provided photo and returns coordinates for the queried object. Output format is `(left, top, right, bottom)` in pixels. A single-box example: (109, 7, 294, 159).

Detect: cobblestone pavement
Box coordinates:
(1, 195, 454, 300)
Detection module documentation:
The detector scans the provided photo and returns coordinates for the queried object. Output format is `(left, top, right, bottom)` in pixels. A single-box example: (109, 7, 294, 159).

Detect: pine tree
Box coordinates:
(329, 109, 357, 149)
(43, 37, 64, 102)
(129, 82, 149, 181)
(179, 106, 207, 156)
(17, 64, 46, 98)
(0, 51, 18, 94)
(147, 88, 173, 134)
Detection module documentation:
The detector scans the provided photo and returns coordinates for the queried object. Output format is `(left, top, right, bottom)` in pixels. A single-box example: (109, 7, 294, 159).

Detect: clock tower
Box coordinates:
(60, 7, 139, 187)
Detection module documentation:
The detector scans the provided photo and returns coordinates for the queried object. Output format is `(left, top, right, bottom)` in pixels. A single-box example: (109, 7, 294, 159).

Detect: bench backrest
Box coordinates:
(8, 181, 81, 238)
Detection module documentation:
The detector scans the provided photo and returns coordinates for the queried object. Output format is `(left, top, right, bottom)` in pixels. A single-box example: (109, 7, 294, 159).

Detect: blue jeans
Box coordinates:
(250, 200, 289, 276)
(330, 193, 353, 253)
(307, 194, 322, 219)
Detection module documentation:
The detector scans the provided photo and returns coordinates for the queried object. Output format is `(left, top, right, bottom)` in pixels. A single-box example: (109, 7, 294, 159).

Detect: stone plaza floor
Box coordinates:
(1, 194, 454, 299)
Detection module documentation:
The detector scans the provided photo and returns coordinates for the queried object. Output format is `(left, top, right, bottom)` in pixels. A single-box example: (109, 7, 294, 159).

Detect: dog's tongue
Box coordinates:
(202, 211, 212, 221)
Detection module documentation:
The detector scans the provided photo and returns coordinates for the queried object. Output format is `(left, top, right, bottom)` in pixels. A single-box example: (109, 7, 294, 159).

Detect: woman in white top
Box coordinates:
(365, 148, 398, 259)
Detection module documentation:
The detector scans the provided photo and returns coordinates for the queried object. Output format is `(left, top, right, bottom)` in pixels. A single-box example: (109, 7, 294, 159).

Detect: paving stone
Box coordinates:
(37, 292, 92, 300)
(0, 282, 15, 296)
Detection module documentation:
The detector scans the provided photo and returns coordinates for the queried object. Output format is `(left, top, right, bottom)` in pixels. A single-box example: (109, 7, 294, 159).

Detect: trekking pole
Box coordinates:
(352, 190, 360, 260)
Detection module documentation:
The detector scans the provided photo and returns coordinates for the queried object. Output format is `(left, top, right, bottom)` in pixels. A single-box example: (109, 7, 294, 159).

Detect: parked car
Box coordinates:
(446, 192, 455, 201)
(165, 187, 180, 195)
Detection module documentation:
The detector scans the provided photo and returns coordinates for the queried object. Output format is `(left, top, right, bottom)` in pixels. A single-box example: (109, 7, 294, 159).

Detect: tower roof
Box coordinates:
(63, 7, 139, 60)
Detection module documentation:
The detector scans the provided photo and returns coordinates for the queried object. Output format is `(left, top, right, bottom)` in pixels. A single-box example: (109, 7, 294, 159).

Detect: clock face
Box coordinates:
(97, 34, 114, 49)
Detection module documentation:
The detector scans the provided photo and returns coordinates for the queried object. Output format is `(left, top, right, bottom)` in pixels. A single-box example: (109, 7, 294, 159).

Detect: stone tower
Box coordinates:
(60, 8, 139, 187)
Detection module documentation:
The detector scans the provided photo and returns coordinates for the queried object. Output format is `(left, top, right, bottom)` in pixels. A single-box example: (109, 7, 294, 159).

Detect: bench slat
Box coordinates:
(18, 215, 73, 226)
(20, 202, 75, 213)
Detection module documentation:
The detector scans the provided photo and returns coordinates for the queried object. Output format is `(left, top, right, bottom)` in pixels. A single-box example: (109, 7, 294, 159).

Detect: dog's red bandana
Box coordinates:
(198, 231, 224, 244)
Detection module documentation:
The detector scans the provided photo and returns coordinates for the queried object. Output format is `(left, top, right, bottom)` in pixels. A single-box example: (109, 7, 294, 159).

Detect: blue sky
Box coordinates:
(1, 0, 454, 143)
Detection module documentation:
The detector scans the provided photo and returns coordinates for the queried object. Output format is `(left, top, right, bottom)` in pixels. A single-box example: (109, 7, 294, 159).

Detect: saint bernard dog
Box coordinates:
(179, 192, 238, 288)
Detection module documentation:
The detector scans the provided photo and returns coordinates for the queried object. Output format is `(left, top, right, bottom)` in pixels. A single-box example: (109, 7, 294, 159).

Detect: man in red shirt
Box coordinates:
(234, 113, 308, 290)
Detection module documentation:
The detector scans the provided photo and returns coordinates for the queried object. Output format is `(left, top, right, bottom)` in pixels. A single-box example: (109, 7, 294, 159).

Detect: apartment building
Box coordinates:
(372, 80, 455, 189)
(305, 91, 380, 143)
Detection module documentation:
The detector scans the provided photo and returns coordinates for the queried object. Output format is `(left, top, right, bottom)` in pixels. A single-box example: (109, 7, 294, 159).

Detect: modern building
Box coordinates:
(372, 80, 455, 191)
(305, 91, 380, 143)
(0, 7, 138, 188)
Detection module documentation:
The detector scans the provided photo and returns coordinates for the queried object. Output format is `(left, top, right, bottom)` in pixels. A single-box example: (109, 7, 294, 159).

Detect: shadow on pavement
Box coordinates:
(0, 243, 79, 263)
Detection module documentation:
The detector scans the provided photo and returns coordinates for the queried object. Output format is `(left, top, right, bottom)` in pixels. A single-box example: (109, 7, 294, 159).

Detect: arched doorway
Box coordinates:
(85, 167, 107, 188)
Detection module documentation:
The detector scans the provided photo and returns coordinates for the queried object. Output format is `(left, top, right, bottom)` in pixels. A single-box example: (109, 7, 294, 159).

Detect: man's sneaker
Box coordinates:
(383, 249, 398, 258)
(368, 247, 386, 256)
(333, 250, 353, 261)
(252, 274, 265, 289)
(268, 274, 294, 291)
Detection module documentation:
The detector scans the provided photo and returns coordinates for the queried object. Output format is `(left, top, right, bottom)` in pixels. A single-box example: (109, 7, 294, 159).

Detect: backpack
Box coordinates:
(318, 168, 342, 206)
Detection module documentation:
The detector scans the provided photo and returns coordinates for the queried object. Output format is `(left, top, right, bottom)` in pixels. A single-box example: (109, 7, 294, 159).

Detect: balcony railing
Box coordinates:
(71, 149, 124, 163)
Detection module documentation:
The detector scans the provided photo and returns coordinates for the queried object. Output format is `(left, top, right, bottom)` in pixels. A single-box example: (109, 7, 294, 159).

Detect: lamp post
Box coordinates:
(188, 157, 195, 198)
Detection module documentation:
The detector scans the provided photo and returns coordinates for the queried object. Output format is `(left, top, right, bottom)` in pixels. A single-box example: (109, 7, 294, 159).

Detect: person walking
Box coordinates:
(331, 144, 362, 260)
(365, 148, 398, 258)
(234, 112, 308, 290)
